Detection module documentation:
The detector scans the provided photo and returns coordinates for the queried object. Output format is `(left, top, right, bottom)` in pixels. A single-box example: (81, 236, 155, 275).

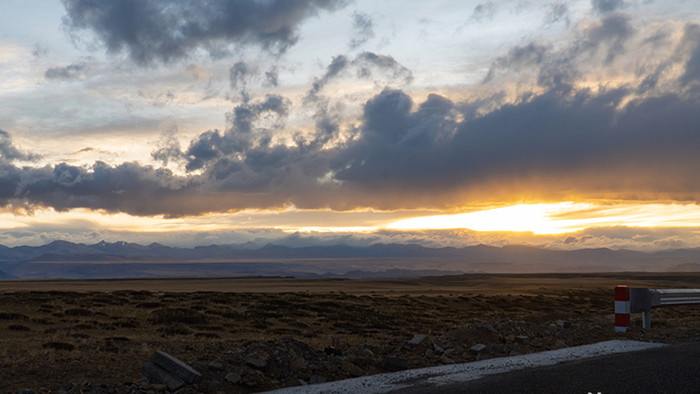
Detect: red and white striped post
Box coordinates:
(615, 285, 631, 332)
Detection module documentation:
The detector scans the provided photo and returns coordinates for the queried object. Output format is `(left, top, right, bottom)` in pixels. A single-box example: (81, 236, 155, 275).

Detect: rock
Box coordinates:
(432, 342, 445, 355)
(324, 346, 342, 356)
(381, 356, 408, 371)
(407, 334, 428, 347)
(142, 361, 186, 391)
(492, 344, 507, 354)
(224, 372, 241, 384)
(476, 352, 490, 361)
(554, 339, 568, 348)
(509, 350, 521, 356)
(557, 320, 572, 329)
(425, 349, 435, 358)
(515, 335, 529, 344)
(244, 356, 267, 369)
(470, 344, 488, 355)
(479, 322, 498, 334)
(18, 390, 36, 394)
(309, 375, 325, 385)
(152, 350, 202, 384)
(208, 361, 224, 371)
(341, 360, 365, 377)
(504, 334, 516, 343)
(439, 354, 455, 364)
(289, 356, 308, 373)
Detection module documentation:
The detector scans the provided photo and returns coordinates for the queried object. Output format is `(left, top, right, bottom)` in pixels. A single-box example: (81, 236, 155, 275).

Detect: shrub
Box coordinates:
(150, 308, 207, 325)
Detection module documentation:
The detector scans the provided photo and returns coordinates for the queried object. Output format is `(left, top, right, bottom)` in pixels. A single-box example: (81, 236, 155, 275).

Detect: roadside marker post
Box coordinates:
(614, 285, 631, 332)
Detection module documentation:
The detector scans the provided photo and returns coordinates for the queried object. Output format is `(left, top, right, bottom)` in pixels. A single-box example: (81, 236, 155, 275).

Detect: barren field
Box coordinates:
(1, 273, 699, 393)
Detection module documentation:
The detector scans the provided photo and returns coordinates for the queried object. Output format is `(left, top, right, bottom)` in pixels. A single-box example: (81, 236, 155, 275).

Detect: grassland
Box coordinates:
(0, 273, 698, 392)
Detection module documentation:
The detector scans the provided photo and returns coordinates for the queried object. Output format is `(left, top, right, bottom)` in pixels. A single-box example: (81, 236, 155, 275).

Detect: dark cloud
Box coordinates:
(591, 0, 625, 14)
(229, 61, 257, 102)
(307, 52, 412, 100)
(483, 43, 551, 83)
(44, 63, 89, 80)
(349, 11, 374, 49)
(4, 75, 700, 216)
(62, 0, 348, 65)
(264, 66, 280, 87)
(0, 130, 40, 163)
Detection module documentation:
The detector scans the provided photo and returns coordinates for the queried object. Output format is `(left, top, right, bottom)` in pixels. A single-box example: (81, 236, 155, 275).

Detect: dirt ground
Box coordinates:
(0, 273, 698, 392)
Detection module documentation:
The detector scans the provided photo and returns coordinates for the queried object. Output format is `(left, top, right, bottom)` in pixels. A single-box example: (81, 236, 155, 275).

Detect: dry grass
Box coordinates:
(0, 273, 698, 391)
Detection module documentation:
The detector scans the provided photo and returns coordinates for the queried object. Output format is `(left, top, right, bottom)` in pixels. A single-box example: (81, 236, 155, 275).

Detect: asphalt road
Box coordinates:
(392, 342, 700, 394)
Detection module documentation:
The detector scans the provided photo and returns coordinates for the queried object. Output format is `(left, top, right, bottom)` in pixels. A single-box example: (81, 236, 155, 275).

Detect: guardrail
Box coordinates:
(614, 285, 700, 332)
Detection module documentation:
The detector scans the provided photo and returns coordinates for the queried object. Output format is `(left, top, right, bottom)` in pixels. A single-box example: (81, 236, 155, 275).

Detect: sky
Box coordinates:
(2, 0, 700, 251)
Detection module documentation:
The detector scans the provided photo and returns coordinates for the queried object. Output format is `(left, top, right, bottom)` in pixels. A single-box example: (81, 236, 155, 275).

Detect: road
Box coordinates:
(394, 341, 700, 394)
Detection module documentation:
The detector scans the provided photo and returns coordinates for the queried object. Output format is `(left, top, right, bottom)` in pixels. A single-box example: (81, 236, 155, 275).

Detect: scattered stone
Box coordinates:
(470, 344, 488, 355)
(309, 375, 325, 385)
(324, 346, 342, 356)
(224, 372, 241, 384)
(439, 354, 455, 364)
(142, 361, 185, 391)
(478, 322, 498, 334)
(381, 356, 408, 371)
(244, 356, 267, 369)
(515, 335, 529, 344)
(18, 389, 36, 394)
(407, 334, 428, 347)
(208, 361, 224, 371)
(557, 320, 572, 329)
(289, 356, 308, 373)
(152, 350, 202, 384)
(432, 342, 445, 355)
(476, 352, 490, 361)
(425, 349, 435, 358)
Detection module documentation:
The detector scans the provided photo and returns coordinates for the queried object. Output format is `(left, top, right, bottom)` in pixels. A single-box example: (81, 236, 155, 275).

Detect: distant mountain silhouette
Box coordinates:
(0, 240, 698, 279)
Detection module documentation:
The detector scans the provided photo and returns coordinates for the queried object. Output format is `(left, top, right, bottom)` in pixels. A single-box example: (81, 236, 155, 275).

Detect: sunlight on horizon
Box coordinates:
(386, 202, 700, 234)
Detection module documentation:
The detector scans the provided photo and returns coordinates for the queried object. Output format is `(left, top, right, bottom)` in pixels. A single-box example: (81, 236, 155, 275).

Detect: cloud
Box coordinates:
(61, 0, 348, 65)
(544, 3, 569, 25)
(229, 61, 257, 102)
(3, 18, 700, 217)
(0, 130, 40, 163)
(679, 24, 700, 85)
(307, 51, 412, 100)
(349, 11, 374, 49)
(485, 13, 635, 90)
(265, 66, 280, 87)
(44, 63, 89, 80)
(591, 0, 625, 15)
(472, 2, 497, 22)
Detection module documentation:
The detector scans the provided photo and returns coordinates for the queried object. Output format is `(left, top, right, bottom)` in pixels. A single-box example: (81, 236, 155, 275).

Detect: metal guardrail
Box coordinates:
(615, 286, 700, 331)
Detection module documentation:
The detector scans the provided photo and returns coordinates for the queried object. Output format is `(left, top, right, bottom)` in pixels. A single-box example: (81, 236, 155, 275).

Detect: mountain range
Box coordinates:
(0, 240, 699, 279)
